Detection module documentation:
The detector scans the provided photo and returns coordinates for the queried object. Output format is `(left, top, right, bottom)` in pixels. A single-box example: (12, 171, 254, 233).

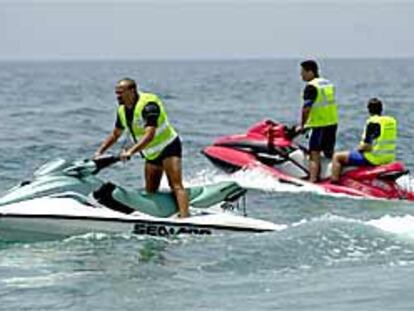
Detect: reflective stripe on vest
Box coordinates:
(117, 92, 178, 160)
(304, 77, 339, 128)
(362, 115, 397, 165)
(143, 134, 178, 156)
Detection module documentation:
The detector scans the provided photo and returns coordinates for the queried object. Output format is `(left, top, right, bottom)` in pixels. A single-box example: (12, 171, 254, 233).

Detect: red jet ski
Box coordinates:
(202, 120, 414, 201)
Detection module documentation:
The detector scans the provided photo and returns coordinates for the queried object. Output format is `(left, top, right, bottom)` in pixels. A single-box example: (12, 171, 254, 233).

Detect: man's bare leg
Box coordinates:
(145, 162, 164, 193)
(309, 151, 321, 183)
(331, 151, 350, 183)
(163, 156, 189, 218)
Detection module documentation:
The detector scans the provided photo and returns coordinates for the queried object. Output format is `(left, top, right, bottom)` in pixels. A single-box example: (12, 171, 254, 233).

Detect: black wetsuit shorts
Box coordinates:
(146, 136, 182, 166)
(308, 124, 337, 158)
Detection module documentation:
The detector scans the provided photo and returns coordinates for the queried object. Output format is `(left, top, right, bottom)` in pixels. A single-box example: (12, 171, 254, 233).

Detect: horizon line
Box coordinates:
(1, 56, 414, 62)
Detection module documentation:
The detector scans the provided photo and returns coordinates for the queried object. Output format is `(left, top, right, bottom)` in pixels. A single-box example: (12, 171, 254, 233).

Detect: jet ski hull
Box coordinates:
(0, 197, 279, 242)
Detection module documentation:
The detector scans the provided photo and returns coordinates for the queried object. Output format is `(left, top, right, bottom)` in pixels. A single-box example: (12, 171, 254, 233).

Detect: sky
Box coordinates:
(0, 0, 413, 60)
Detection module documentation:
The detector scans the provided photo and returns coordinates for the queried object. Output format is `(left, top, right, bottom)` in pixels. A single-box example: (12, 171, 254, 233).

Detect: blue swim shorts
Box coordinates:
(348, 150, 370, 166)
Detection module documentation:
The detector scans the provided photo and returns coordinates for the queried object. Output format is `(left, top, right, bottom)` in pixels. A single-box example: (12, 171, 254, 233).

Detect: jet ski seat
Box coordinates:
(93, 181, 246, 217)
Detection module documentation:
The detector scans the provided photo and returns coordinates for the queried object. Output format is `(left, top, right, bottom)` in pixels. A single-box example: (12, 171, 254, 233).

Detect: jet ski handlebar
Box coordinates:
(284, 125, 300, 140)
(92, 155, 122, 173)
(281, 124, 310, 140)
(265, 122, 303, 141)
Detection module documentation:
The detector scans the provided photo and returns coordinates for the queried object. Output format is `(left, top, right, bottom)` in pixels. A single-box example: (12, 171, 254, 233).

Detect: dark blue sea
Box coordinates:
(1, 59, 414, 310)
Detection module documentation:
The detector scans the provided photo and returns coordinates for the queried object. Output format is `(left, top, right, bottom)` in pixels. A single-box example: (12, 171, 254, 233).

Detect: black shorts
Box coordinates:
(308, 124, 337, 158)
(145, 136, 182, 166)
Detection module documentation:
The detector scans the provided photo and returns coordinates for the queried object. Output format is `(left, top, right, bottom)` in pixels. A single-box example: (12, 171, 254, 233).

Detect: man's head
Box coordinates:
(367, 97, 383, 115)
(300, 60, 319, 82)
(115, 78, 138, 107)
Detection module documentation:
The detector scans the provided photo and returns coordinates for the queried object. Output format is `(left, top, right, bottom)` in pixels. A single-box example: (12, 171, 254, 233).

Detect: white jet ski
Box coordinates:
(0, 156, 280, 242)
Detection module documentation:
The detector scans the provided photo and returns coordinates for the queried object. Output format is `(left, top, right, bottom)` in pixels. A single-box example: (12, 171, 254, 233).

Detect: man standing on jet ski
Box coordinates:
(331, 98, 397, 183)
(94, 78, 189, 218)
(298, 60, 339, 182)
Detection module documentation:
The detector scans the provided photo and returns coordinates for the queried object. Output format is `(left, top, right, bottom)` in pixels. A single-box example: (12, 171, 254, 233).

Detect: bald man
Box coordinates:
(95, 78, 189, 218)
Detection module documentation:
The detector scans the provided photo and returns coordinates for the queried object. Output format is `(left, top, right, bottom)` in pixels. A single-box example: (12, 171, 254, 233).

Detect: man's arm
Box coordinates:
(357, 122, 380, 152)
(301, 106, 311, 129)
(94, 127, 123, 157)
(121, 102, 160, 159)
(299, 85, 317, 130)
(357, 142, 373, 152)
(123, 126, 156, 157)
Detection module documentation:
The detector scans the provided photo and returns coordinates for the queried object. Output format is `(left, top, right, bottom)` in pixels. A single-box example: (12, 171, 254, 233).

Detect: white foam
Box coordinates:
(183, 167, 319, 193)
(183, 167, 414, 203)
(367, 214, 414, 237)
(397, 174, 414, 192)
(290, 213, 414, 239)
(2, 271, 90, 289)
(291, 213, 362, 228)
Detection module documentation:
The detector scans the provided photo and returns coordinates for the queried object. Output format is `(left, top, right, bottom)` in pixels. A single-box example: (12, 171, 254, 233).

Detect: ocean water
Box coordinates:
(1, 59, 414, 310)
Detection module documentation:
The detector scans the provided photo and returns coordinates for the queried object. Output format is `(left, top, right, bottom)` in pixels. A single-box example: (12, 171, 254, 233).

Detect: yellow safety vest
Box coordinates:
(117, 92, 177, 160)
(361, 115, 397, 165)
(304, 77, 339, 128)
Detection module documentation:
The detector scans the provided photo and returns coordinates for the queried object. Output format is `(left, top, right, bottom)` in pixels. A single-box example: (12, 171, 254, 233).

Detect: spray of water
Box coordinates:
(397, 174, 414, 193)
(180, 166, 414, 203)
(367, 215, 414, 238)
(183, 166, 318, 193)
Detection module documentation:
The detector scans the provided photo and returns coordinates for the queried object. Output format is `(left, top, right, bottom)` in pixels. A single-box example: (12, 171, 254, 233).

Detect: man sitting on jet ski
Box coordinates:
(331, 98, 397, 183)
(94, 78, 189, 218)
